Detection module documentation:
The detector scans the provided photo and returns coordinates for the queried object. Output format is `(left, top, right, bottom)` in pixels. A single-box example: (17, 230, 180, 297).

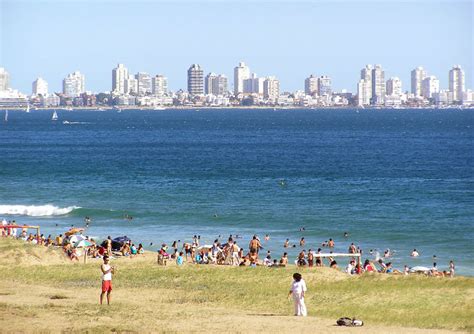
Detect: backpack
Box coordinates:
(336, 317, 364, 326)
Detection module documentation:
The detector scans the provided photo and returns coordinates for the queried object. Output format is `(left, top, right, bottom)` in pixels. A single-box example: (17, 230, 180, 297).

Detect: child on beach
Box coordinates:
(288, 273, 307, 316)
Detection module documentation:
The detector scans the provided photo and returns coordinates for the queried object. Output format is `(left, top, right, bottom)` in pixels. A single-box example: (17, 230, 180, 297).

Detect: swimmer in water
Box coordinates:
(344, 232, 349, 238)
(264, 234, 270, 241)
(284, 239, 289, 248)
(411, 249, 420, 257)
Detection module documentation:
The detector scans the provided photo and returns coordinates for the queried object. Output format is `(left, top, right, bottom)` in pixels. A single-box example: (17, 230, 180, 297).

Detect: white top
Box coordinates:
(290, 279, 307, 294)
(102, 264, 112, 281)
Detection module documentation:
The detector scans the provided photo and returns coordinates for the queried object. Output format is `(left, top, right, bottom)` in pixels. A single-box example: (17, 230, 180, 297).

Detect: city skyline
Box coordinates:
(1, 0, 472, 93)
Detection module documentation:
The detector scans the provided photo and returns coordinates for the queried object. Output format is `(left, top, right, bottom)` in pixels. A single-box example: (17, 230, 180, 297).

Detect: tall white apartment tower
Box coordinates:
(187, 64, 204, 95)
(152, 74, 168, 96)
(386, 77, 402, 96)
(112, 64, 129, 94)
(371, 65, 385, 104)
(421, 76, 439, 99)
(233, 62, 250, 95)
(411, 66, 426, 97)
(304, 74, 318, 96)
(449, 65, 465, 102)
(63, 71, 85, 97)
(357, 80, 371, 106)
(125, 75, 138, 94)
(0, 68, 9, 91)
(32, 77, 49, 96)
(263, 76, 280, 100)
(136, 72, 152, 95)
(359, 65, 373, 104)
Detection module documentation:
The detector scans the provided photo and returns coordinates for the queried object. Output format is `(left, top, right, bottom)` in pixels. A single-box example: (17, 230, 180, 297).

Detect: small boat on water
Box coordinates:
(4, 110, 8, 122)
(52, 111, 58, 121)
(26, 104, 30, 113)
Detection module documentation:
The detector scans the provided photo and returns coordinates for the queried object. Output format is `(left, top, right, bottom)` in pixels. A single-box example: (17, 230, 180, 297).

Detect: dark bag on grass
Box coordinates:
(336, 317, 353, 326)
(336, 317, 364, 326)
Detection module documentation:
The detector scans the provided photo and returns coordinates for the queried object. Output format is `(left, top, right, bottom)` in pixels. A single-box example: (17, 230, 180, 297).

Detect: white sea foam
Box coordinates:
(0, 205, 79, 217)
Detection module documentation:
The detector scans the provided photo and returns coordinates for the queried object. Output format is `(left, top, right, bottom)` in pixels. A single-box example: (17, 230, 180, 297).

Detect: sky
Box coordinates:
(1, 0, 472, 94)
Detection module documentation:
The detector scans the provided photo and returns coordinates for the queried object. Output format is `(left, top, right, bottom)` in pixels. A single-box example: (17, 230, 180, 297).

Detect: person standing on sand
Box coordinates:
(106, 236, 112, 256)
(100, 256, 115, 305)
(288, 273, 307, 316)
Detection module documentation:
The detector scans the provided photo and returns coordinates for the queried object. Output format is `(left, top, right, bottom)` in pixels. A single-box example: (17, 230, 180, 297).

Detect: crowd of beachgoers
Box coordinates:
(1, 218, 456, 277)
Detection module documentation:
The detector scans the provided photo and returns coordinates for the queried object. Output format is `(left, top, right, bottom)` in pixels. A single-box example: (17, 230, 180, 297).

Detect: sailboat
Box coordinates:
(4, 110, 8, 122)
(52, 110, 58, 121)
(26, 104, 30, 113)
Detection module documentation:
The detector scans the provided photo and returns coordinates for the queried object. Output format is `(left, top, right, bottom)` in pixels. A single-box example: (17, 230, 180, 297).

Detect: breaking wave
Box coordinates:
(0, 204, 80, 217)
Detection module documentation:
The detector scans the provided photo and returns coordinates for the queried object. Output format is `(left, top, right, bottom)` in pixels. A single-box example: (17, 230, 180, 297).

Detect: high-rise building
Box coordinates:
(263, 76, 280, 100)
(136, 72, 152, 95)
(62, 71, 85, 97)
(32, 77, 48, 96)
(371, 65, 385, 104)
(357, 65, 373, 105)
(304, 75, 318, 96)
(112, 64, 129, 94)
(421, 76, 439, 99)
(187, 64, 204, 95)
(449, 65, 465, 102)
(357, 80, 371, 106)
(317, 76, 332, 96)
(386, 77, 402, 96)
(205, 73, 217, 95)
(205, 73, 227, 95)
(125, 75, 138, 94)
(234, 62, 250, 95)
(411, 66, 427, 97)
(243, 73, 264, 95)
(152, 74, 168, 96)
(0, 67, 9, 91)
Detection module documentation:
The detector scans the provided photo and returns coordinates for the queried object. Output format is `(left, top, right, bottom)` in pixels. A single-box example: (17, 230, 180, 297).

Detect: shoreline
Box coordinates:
(1, 105, 472, 111)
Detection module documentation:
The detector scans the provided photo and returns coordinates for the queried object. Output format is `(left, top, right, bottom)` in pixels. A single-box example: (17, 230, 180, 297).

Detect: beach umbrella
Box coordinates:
(75, 239, 93, 248)
(69, 235, 86, 244)
(65, 227, 84, 237)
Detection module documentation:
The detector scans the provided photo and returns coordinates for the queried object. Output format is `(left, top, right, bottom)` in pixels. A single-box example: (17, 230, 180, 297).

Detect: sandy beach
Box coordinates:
(1, 238, 473, 333)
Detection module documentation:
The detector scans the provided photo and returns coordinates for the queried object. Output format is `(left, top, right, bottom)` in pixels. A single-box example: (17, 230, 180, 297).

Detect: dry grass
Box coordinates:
(0, 238, 473, 333)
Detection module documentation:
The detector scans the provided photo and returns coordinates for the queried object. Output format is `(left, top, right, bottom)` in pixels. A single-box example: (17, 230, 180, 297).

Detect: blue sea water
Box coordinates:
(0, 108, 473, 275)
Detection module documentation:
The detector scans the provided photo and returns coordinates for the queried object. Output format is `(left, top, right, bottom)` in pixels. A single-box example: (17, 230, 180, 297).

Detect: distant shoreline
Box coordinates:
(1, 105, 472, 111)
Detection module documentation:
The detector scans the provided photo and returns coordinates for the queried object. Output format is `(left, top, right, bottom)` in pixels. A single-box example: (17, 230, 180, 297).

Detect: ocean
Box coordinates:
(1, 108, 473, 275)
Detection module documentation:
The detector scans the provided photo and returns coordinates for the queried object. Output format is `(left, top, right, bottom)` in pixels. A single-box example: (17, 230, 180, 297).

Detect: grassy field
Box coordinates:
(0, 238, 473, 333)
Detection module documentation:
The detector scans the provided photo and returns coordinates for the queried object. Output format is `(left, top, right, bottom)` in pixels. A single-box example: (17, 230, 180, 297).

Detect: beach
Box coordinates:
(0, 238, 473, 333)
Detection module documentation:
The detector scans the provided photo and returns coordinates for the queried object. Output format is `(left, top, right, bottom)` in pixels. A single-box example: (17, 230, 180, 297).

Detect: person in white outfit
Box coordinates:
(288, 272, 307, 316)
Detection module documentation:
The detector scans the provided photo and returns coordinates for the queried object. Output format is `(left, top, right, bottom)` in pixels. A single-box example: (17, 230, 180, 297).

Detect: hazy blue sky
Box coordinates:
(1, 0, 472, 93)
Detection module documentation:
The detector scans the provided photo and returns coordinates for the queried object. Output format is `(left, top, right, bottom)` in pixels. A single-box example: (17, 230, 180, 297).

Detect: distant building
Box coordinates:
(152, 74, 168, 96)
(371, 65, 385, 104)
(112, 64, 129, 94)
(357, 79, 370, 106)
(125, 75, 138, 94)
(136, 72, 152, 95)
(0, 67, 9, 91)
(304, 75, 318, 96)
(187, 64, 204, 95)
(449, 65, 465, 103)
(32, 77, 48, 96)
(357, 65, 373, 105)
(411, 66, 426, 97)
(263, 76, 280, 100)
(243, 73, 264, 95)
(234, 62, 250, 95)
(205, 73, 227, 95)
(386, 77, 402, 96)
(63, 71, 85, 97)
(40, 93, 60, 107)
(317, 76, 332, 96)
(421, 76, 439, 99)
